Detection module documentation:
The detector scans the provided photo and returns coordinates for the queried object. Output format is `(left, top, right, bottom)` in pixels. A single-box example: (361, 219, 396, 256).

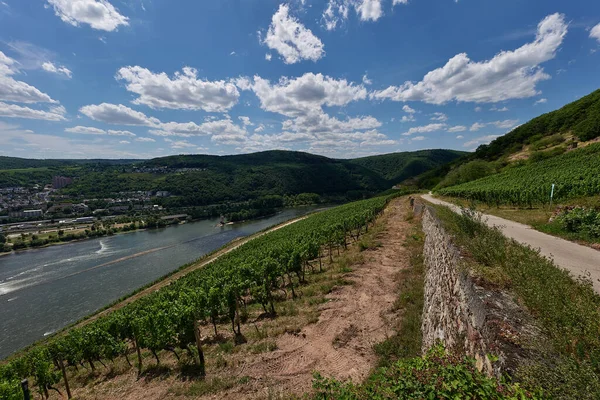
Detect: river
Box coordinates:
(0, 207, 319, 359)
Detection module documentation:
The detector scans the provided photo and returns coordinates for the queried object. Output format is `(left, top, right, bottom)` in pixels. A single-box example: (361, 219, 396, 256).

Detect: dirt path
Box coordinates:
(221, 198, 411, 398)
(422, 194, 600, 294)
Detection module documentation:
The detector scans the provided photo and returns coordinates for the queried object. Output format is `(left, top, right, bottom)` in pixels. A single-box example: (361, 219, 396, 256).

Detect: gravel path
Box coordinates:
(422, 194, 600, 294)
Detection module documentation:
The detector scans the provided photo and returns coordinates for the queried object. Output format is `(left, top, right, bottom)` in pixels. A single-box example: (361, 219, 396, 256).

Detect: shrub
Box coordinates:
(313, 345, 543, 399)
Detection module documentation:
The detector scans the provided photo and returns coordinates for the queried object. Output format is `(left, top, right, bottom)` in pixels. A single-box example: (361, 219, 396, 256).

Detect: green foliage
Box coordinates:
(475, 88, 600, 160)
(437, 160, 497, 189)
(435, 205, 600, 397)
(436, 143, 600, 206)
(349, 149, 466, 185)
(312, 345, 542, 399)
(555, 207, 600, 238)
(529, 134, 566, 151)
(0, 195, 399, 394)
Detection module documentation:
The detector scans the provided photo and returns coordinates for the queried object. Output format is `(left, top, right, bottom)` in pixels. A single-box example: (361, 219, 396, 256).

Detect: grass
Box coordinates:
(373, 216, 425, 367)
(435, 194, 600, 246)
(433, 204, 600, 398)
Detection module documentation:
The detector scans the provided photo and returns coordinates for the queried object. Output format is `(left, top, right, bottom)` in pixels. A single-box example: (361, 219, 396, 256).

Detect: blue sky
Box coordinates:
(0, 0, 599, 159)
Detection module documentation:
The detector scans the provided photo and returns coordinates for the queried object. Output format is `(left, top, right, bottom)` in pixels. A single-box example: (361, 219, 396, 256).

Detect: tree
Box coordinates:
(0, 234, 5, 244)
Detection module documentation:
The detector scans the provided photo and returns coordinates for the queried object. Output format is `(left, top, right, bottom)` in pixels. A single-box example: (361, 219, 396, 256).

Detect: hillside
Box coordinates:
(0, 150, 463, 206)
(348, 149, 466, 185)
(409, 88, 600, 189)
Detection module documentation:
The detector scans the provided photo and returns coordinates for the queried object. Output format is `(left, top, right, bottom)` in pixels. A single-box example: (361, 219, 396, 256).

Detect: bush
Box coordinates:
(313, 345, 543, 399)
(556, 207, 600, 238)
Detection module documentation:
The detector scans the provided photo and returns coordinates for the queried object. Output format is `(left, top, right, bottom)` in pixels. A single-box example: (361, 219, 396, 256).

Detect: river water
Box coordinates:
(0, 207, 318, 359)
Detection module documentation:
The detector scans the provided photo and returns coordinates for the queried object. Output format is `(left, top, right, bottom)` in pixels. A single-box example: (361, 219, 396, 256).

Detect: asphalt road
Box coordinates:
(422, 194, 600, 294)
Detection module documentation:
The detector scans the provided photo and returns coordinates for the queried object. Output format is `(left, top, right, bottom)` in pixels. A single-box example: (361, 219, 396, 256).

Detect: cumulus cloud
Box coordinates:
(322, 0, 384, 30)
(116, 66, 240, 112)
(491, 119, 518, 129)
(402, 105, 416, 114)
(490, 105, 509, 112)
(0, 101, 66, 121)
(135, 137, 156, 142)
(470, 122, 486, 131)
(237, 73, 367, 117)
(456, 135, 464, 139)
(46, 0, 129, 31)
(164, 138, 196, 149)
(591, 23, 600, 43)
(447, 125, 466, 133)
(362, 74, 372, 85)
(371, 13, 567, 104)
(401, 115, 415, 123)
(534, 98, 547, 105)
(262, 4, 325, 64)
(401, 123, 446, 136)
(282, 111, 381, 134)
(42, 61, 72, 78)
(65, 125, 135, 136)
(238, 116, 253, 126)
(0, 51, 58, 104)
(431, 112, 448, 121)
(65, 126, 106, 135)
(411, 136, 426, 141)
(80, 103, 160, 126)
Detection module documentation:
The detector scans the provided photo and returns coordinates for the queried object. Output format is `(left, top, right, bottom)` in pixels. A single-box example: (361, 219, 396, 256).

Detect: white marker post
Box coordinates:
(550, 183, 555, 207)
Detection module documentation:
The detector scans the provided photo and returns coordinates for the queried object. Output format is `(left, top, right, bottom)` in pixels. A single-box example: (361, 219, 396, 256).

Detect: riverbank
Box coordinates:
(1, 210, 317, 362)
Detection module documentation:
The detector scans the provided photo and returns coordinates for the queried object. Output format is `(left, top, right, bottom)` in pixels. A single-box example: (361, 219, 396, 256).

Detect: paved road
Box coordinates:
(422, 194, 600, 294)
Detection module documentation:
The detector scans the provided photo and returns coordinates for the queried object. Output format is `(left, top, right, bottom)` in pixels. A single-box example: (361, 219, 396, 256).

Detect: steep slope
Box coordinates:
(347, 149, 466, 185)
(409, 88, 600, 189)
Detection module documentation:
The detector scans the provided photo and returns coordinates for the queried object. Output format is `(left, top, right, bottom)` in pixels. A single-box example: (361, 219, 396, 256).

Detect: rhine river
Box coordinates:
(0, 207, 318, 359)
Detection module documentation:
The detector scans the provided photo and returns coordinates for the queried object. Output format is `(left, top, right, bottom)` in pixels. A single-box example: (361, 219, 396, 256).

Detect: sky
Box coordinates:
(0, 0, 599, 160)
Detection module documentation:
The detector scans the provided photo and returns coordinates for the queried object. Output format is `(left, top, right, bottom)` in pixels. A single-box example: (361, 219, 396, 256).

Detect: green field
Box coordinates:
(436, 143, 600, 206)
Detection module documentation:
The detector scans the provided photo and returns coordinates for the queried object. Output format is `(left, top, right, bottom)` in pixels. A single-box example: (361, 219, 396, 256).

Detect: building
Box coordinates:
(52, 176, 73, 189)
(8, 209, 43, 218)
(75, 217, 95, 224)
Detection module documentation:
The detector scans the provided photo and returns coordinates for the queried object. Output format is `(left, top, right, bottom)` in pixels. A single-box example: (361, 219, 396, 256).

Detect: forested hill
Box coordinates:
(348, 150, 467, 185)
(0, 150, 463, 205)
(474, 88, 600, 161)
(409, 88, 600, 189)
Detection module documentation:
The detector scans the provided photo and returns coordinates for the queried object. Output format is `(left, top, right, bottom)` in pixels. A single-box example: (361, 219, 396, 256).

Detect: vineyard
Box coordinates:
(0, 195, 396, 399)
(436, 143, 600, 206)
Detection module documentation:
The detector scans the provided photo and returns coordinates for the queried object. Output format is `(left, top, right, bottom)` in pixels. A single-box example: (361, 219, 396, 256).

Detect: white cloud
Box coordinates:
(119, 140, 130, 144)
(490, 105, 509, 112)
(0, 101, 66, 121)
(262, 4, 325, 64)
(116, 66, 240, 112)
(108, 129, 135, 137)
(229, 51, 236, 56)
(355, 0, 383, 21)
(412, 135, 426, 141)
(401, 123, 446, 136)
(456, 135, 464, 139)
(135, 137, 156, 142)
(402, 105, 416, 114)
(474, 106, 482, 112)
(362, 74, 372, 85)
(65, 125, 135, 136)
(591, 23, 600, 43)
(393, 0, 409, 5)
(238, 73, 367, 117)
(46, 0, 129, 31)
(164, 138, 197, 149)
(470, 122, 486, 131)
(254, 124, 265, 133)
(464, 134, 500, 148)
(431, 112, 448, 121)
(322, 0, 349, 31)
(447, 125, 466, 133)
(401, 115, 415, 123)
(80, 103, 160, 126)
(372, 13, 567, 104)
(238, 116, 253, 126)
(65, 125, 106, 135)
(265, 53, 272, 61)
(0, 51, 58, 104)
(42, 61, 72, 78)
(491, 119, 518, 129)
(282, 111, 381, 134)
(534, 98, 547, 105)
